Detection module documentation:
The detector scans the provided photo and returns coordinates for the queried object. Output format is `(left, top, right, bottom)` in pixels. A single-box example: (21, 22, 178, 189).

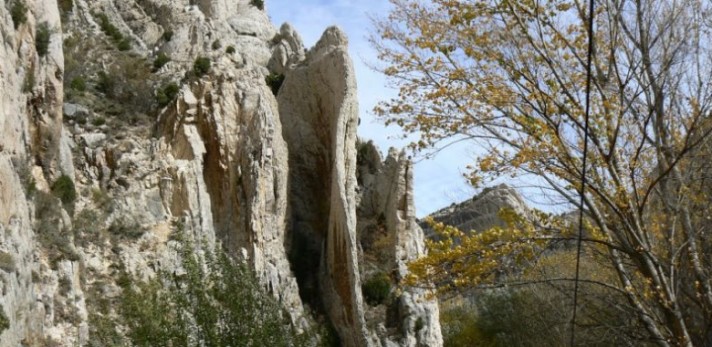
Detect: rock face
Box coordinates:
(0, 0, 443, 346)
(155, 72, 305, 324)
(278, 27, 368, 346)
(357, 143, 443, 346)
(425, 183, 530, 234)
(0, 0, 71, 345)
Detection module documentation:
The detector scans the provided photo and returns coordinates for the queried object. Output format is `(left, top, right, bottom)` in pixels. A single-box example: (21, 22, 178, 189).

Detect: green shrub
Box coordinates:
(34, 191, 80, 267)
(0, 252, 15, 272)
(73, 209, 104, 246)
(26, 176, 37, 195)
(250, 0, 265, 10)
(415, 317, 425, 332)
(265, 73, 285, 96)
(156, 82, 180, 107)
(87, 310, 123, 346)
(362, 272, 391, 306)
(31, 270, 41, 283)
(97, 13, 121, 40)
(51, 175, 77, 206)
(91, 53, 155, 117)
(58, 276, 72, 296)
(0, 305, 8, 333)
(226, 45, 236, 54)
(212, 39, 221, 50)
(162, 29, 173, 42)
(17, 161, 36, 196)
(92, 117, 106, 126)
(120, 241, 308, 346)
(22, 71, 35, 93)
(152, 52, 170, 71)
(96, 12, 129, 50)
(440, 284, 639, 347)
(70, 76, 86, 91)
(90, 188, 112, 209)
(58, 0, 73, 13)
(62, 33, 92, 101)
(193, 56, 211, 77)
(108, 218, 144, 239)
(10, 0, 27, 29)
(36, 23, 51, 57)
(440, 307, 481, 347)
(164, 82, 180, 99)
(168, 219, 187, 242)
(97, 13, 123, 41)
(96, 71, 115, 96)
(117, 38, 131, 51)
(34, 191, 61, 234)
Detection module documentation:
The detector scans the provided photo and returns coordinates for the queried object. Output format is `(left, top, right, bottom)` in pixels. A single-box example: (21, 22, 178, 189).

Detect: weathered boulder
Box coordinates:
(62, 103, 89, 119)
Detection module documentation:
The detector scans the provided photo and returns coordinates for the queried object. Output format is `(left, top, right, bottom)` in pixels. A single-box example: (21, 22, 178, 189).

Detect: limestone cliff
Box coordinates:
(0, 0, 442, 346)
(0, 0, 72, 344)
(357, 143, 442, 347)
(278, 27, 368, 346)
(424, 183, 531, 235)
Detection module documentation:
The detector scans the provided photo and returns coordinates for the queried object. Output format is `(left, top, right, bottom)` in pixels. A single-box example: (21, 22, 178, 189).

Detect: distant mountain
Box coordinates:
(421, 184, 531, 235)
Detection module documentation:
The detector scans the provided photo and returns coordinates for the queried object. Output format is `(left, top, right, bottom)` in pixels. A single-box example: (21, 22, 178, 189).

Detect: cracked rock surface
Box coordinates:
(0, 1, 443, 346)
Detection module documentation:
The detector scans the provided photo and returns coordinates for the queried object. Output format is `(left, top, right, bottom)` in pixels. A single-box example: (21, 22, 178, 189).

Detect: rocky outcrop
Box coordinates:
(268, 23, 306, 75)
(425, 183, 530, 234)
(420, 184, 534, 316)
(155, 69, 305, 324)
(357, 143, 443, 347)
(278, 27, 369, 346)
(0, 0, 73, 345)
(0, 0, 443, 346)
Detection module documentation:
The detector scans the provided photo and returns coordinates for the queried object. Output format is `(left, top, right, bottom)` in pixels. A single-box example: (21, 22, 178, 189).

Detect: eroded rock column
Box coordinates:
(278, 27, 369, 347)
(357, 144, 443, 347)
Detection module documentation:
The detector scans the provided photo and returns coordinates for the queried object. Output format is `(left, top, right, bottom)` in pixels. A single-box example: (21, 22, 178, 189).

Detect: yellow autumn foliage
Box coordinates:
(372, 0, 712, 345)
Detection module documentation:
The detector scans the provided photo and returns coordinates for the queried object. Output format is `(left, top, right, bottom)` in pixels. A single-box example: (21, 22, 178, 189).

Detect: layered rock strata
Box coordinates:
(425, 183, 530, 234)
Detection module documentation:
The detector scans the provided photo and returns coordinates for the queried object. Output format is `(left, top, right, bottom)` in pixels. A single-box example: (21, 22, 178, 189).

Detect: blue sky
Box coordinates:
(268, 0, 477, 216)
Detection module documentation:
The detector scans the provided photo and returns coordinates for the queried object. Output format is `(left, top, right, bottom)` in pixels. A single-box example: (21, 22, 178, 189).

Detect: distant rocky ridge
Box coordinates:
(422, 184, 531, 234)
(419, 184, 535, 315)
(356, 142, 442, 346)
(0, 0, 441, 346)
